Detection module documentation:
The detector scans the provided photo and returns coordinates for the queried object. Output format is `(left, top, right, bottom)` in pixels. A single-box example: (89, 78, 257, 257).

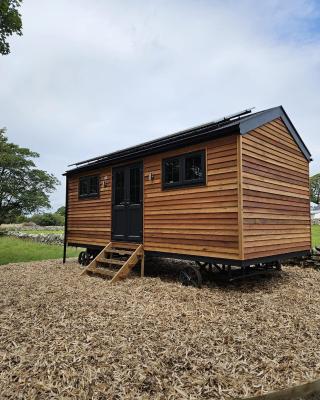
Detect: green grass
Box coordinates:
(312, 225, 320, 248)
(1, 226, 319, 266)
(0, 237, 81, 265)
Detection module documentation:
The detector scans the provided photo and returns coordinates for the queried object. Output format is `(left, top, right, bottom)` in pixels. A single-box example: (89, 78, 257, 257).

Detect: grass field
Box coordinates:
(312, 225, 320, 247)
(0, 237, 80, 265)
(0, 227, 319, 266)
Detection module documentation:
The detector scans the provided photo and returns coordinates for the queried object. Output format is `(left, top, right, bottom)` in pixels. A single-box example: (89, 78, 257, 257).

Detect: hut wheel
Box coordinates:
(179, 266, 202, 288)
(78, 251, 91, 266)
(78, 251, 86, 265)
(275, 261, 282, 271)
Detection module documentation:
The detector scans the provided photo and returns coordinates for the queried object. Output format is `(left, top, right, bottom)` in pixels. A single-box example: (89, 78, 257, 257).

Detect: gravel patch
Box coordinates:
(0, 259, 320, 399)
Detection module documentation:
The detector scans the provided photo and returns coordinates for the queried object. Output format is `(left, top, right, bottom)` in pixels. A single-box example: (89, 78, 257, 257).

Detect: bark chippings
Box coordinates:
(0, 260, 320, 399)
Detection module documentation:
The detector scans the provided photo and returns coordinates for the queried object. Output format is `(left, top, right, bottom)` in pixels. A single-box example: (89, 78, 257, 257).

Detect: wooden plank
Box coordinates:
(242, 118, 311, 259)
(242, 184, 309, 200)
(145, 207, 238, 215)
(237, 135, 244, 260)
(242, 148, 305, 174)
(110, 244, 143, 283)
(242, 155, 308, 182)
(97, 258, 124, 266)
(143, 244, 241, 259)
(145, 235, 238, 247)
(242, 136, 307, 167)
(243, 172, 309, 192)
(81, 242, 112, 276)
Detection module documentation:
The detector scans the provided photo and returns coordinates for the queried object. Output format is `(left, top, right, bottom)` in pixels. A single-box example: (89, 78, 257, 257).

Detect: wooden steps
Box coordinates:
(81, 242, 144, 283)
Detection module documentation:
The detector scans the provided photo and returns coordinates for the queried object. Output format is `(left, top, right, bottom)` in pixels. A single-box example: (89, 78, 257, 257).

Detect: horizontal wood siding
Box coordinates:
(241, 118, 311, 259)
(143, 135, 240, 259)
(66, 168, 112, 246)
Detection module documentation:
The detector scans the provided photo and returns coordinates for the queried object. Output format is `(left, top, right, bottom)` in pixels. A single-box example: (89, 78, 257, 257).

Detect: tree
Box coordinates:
(0, 128, 59, 223)
(310, 173, 320, 204)
(56, 206, 65, 216)
(0, 0, 23, 55)
(31, 212, 64, 226)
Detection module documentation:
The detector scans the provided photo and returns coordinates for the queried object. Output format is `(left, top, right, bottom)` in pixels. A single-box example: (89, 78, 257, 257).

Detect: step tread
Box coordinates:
(104, 248, 133, 256)
(111, 242, 140, 250)
(97, 257, 125, 265)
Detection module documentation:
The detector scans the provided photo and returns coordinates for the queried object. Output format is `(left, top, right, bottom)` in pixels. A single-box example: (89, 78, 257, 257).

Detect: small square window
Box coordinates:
(162, 150, 205, 189)
(79, 175, 100, 199)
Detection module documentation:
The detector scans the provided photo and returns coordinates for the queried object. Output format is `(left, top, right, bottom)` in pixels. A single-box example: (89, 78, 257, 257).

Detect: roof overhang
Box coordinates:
(64, 105, 312, 176)
(64, 125, 240, 176)
(239, 106, 312, 162)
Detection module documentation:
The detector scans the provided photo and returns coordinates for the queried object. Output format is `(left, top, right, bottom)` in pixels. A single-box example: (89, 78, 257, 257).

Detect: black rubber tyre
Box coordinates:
(275, 261, 282, 271)
(83, 252, 92, 266)
(78, 251, 86, 265)
(179, 266, 202, 288)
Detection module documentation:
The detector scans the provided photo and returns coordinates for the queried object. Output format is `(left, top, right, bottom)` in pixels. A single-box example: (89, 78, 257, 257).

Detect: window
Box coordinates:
(79, 175, 99, 198)
(162, 150, 205, 189)
(164, 158, 180, 184)
(130, 166, 141, 204)
(114, 170, 125, 205)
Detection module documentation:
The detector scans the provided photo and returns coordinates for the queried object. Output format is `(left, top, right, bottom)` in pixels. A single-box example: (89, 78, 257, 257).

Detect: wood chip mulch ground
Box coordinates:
(1, 259, 320, 399)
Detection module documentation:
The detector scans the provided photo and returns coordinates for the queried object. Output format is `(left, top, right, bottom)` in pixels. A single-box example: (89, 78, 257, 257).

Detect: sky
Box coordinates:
(1, 0, 320, 210)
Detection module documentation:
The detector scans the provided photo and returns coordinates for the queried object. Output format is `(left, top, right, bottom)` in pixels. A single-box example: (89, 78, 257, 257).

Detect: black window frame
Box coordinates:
(162, 150, 206, 189)
(78, 175, 100, 199)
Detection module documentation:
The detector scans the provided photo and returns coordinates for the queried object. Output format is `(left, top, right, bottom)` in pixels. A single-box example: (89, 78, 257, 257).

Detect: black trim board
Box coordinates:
(62, 175, 69, 263)
(64, 105, 311, 176)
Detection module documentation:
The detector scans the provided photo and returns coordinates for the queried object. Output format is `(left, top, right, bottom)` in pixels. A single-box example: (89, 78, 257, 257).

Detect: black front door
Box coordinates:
(112, 162, 143, 242)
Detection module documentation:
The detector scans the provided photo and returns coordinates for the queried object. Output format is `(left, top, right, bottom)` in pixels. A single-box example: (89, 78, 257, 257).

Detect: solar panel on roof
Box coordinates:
(68, 108, 255, 167)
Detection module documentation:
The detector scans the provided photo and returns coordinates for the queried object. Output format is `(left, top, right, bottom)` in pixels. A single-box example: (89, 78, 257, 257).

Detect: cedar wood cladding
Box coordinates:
(67, 168, 112, 246)
(241, 118, 311, 259)
(67, 134, 240, 258)
(143, 135, 240, 258)
(66, 116, 311, 260)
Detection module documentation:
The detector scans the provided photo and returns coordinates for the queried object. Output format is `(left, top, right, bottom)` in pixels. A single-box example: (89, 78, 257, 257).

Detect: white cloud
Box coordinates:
(1, 0, 320, 209)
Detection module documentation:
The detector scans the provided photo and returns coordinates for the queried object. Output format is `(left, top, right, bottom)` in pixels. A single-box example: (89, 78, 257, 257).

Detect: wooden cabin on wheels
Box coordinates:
(63, 106, 312, 286)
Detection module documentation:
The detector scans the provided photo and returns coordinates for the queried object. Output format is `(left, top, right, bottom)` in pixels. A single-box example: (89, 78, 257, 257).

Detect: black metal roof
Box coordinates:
(64, 105, 311, 176)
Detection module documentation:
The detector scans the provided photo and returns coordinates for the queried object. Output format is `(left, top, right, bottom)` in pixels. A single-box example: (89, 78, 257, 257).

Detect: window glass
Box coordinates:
(80, 179, 89, 196)
(164, 159, 180, 184)
(115, 170, 125, 205)
(185, 154, 203, 181)
(89, 176, 99, 194)
(130, 167, 140, 204)
(79, 176, 99, 198)
(162, 150, 205, 189)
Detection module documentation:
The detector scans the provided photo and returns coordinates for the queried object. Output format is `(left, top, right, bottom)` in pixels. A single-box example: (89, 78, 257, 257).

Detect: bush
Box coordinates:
(53, 213, 64, 226)
(15, 215, 30, 223)
(56, 206, 65, 216)
(30, 213, 64, 226)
